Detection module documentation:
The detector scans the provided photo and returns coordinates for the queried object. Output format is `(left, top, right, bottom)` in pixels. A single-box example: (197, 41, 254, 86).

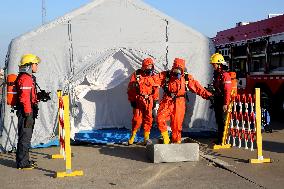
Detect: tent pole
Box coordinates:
(165, 19, 169, 68)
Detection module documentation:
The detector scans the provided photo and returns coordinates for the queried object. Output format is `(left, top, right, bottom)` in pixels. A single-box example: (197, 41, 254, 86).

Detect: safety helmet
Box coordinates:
(210, 53, 226, 64)
(142, 58, 154, 69)
(19, 54, 41, 66)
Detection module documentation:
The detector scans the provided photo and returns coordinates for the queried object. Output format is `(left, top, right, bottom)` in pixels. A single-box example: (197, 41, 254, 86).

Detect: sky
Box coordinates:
(0, 0, 283, 67)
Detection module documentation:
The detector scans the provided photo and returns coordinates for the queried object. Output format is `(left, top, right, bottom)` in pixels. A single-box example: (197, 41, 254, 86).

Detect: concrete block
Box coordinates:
(146, 142, 199, 163)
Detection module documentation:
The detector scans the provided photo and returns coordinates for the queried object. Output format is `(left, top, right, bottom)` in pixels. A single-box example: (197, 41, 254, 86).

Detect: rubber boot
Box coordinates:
(128, 130, 137, 145)
(143, 132, 150, 145)
(161, 131, 170, 144)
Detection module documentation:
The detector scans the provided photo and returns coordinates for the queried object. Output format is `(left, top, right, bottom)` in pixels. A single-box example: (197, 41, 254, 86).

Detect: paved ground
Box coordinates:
(197, 120, 284, 189)
(0, 121, 283, 189)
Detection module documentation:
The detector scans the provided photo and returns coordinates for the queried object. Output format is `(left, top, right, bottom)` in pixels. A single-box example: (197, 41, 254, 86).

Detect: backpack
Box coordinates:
(228, 71, 237, 96)
(6, 73, 39, 106)
(134, 69, 142, 94)
(6, 74, 18, 106)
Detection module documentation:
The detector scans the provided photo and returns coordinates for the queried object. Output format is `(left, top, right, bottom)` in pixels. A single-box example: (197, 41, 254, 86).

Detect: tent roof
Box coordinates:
(13, 0, 206, 42)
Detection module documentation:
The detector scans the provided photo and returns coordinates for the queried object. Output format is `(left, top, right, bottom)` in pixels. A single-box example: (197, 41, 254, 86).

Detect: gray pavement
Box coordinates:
(0, 121, 283, 189)
(197, 121, 284, 189)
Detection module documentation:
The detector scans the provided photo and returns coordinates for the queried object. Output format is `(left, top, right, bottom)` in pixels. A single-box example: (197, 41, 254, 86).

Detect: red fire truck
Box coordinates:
(213, 14, 284, 120)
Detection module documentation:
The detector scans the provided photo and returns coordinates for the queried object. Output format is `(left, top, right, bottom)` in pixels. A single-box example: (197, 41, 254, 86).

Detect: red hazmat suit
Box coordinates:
(154, 58, 212, 143)
(127, 58, 159, 144)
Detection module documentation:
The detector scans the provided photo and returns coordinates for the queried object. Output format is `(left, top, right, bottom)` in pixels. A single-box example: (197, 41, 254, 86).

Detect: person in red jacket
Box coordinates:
(15, 54, 40, 170)
(210, 53, 232, 145)
(154, 58, 212, 144)
(127, 58, 159, 145)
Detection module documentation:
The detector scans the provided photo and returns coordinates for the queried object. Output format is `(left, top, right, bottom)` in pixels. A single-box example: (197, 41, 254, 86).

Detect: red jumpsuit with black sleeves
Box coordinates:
(17, 73, 38, 114)
(213, 68, 232, 144)
(16, 72, 39, 168)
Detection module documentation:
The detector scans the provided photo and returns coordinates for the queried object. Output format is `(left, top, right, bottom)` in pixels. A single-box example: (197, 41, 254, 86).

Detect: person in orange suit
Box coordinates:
(154, 58, 212, 144)
(127, 58, 159, 145)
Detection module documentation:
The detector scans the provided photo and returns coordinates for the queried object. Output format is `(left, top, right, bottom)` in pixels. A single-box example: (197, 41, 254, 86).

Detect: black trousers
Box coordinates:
(16, 109, 35, 168)
(213, 96, 225, 144)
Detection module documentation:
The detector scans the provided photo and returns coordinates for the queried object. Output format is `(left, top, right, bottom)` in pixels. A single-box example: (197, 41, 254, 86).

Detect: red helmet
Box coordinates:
(142, 58, 154, 69)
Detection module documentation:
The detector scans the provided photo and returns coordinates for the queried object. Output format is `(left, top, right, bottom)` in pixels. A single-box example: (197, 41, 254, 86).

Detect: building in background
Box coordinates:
(213, 14, 284, 120)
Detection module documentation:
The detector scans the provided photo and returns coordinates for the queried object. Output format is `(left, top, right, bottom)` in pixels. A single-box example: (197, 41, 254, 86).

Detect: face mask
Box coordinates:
(175, 73, 181, 79)
(144, 69, 153, 75)
(172, 68, 182, 79)
(172, 72, 181, 79)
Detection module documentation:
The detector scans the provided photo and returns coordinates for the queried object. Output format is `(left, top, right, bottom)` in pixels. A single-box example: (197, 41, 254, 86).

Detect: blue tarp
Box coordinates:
(32, 138, 59, 148)
(74, 128, 162, 144)
(74, 128, 216, 144)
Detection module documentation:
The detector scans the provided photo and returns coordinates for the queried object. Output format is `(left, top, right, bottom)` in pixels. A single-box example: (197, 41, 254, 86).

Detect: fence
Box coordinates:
(213, 88, 271, 164)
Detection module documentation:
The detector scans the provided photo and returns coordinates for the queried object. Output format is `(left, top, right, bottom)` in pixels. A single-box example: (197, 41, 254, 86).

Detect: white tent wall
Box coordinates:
(0, 0, 215, 151)
(2, 23, 71, 151)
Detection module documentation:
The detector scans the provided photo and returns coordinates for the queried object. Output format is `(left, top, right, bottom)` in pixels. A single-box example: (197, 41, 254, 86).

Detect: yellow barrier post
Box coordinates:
(51, 91, 83, 177)
(56, 94, 84, 178)
(213, 101, 232, 150)
(51, 90, 64, 159)
(213, 91, 237, 150)
(250, 88, 271, 163)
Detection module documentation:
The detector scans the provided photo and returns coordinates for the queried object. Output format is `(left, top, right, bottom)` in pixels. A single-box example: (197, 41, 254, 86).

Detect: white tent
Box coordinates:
(0, 0, 215, 151)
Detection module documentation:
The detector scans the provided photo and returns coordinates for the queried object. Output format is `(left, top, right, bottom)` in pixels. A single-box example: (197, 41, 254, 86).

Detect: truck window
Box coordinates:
(251, 57, 265, 72)
(270, 42, 284, 72)
(232, 58, 246, 78)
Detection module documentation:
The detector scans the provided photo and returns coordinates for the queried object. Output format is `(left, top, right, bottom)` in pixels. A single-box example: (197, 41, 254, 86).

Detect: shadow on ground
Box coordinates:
(262, 140, 284, 153)
(0, 150, 56, 177)
(75, 143, 150, 163)
(0, 153, 16, 168)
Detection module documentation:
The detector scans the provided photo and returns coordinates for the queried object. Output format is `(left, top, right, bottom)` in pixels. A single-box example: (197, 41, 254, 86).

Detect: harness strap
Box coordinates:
(163, 71, 189, 101)
(134, 69, 155, 97)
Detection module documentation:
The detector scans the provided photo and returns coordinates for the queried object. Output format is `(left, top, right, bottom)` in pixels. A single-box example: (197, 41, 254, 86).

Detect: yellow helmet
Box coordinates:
(19, 54, 41, 66)
(210, 53, 226, 64)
